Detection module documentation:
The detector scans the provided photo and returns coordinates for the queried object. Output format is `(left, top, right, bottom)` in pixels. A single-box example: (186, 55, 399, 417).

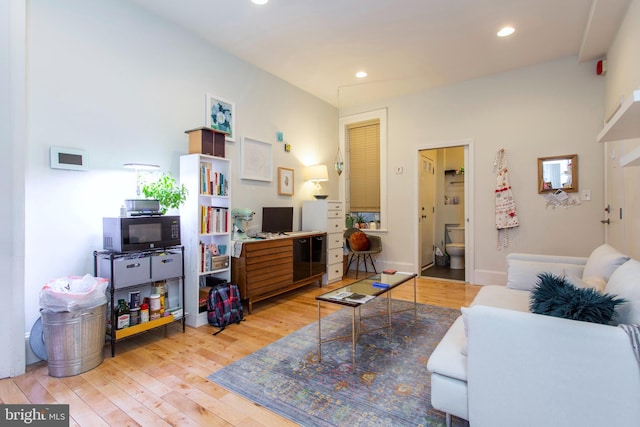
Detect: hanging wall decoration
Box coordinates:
(205, 93, 235, 142)
(335, 147, 344, 175)
(494, 148, 519, 249)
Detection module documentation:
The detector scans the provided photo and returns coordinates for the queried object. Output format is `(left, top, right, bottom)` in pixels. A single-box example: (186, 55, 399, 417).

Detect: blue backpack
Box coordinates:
(207, 283, 244, 335)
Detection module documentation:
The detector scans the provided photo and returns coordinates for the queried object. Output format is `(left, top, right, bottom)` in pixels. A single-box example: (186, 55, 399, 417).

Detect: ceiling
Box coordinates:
(129, 0, 630, 108)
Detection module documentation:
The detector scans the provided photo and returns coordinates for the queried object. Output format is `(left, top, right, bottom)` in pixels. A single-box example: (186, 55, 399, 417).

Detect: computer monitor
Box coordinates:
(262, 207, 293, 234)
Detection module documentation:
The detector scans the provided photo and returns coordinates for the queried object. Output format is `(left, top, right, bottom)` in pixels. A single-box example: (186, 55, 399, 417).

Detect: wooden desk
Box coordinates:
(231, 232, 326, 313)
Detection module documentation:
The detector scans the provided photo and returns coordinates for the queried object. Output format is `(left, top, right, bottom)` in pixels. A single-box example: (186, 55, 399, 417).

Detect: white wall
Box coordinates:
(604, 0, 640, 117)
(604, 0, 640, 259)
(341, 57, 606, 284)
(1, 0, 27, 378)
(22, 0, 337, 359)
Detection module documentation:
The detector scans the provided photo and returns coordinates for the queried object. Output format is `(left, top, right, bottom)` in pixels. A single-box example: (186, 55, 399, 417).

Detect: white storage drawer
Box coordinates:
(327, 247, 343, 265)
(151, 253, 183, 281)
(327, 234, 343, 250)
(327, 218, 343, 233)
(100, 256, 151, 289)
(327, 201, 342, 211)
(326, 262, 343, 282)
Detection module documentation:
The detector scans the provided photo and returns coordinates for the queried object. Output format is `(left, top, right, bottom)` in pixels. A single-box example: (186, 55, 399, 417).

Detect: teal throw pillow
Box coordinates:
(530, 273, 625, 325)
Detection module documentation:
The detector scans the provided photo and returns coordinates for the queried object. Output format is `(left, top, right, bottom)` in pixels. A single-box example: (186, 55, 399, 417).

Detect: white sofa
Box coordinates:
(427, 244, 640, 427)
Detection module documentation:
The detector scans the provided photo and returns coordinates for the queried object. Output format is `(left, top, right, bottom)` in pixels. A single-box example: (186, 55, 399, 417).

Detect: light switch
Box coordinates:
(582, 190, 591, 201)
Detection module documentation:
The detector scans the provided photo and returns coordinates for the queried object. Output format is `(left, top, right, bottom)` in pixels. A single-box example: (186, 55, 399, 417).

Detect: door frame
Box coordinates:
(415, 139, 474, 283)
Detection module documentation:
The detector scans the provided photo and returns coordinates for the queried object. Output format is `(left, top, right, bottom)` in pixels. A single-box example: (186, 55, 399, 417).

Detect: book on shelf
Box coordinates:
(200, 163, 228, 196)
(200, 206, 229, 234)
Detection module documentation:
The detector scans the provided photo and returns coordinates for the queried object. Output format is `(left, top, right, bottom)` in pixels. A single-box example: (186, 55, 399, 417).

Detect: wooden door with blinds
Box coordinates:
(348, 119, 380, 212)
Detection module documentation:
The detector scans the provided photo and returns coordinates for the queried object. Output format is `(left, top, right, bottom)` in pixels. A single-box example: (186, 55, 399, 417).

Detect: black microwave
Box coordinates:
(103, 216, 181, 252)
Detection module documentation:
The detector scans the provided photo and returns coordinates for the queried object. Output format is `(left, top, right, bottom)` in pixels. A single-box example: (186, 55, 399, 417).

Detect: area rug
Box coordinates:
(207, 299, 469, 426)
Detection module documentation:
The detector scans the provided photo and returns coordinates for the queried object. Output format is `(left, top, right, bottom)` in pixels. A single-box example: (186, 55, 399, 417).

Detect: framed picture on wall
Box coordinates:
(241, 137, 273, 182)
(205, 93, 235, 142)
(278, 167, 294, 196)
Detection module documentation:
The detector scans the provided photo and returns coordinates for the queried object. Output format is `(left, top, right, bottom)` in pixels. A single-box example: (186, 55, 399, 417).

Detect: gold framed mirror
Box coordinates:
(538, 154, 578, 193)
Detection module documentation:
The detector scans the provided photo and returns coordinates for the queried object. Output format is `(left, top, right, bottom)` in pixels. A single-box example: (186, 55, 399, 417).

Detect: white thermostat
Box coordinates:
(50, 146, 88, 171)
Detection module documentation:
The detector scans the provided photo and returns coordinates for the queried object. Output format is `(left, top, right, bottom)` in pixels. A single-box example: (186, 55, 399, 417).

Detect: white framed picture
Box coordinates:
(205, 93, 235, 142)
(241, 137, 273, 182)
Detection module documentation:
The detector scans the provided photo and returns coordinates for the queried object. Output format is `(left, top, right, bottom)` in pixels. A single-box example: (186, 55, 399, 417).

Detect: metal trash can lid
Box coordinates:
(29, 317, 47, 361)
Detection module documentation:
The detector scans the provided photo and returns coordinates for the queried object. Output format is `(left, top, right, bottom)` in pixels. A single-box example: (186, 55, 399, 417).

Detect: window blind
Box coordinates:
(348, 120, 380, 212)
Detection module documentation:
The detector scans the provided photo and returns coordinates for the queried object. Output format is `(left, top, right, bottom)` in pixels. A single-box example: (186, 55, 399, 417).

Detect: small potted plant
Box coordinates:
(141, 172, 188, 214)
(355, 214, 367, 229)
(346, 214, 354, 228)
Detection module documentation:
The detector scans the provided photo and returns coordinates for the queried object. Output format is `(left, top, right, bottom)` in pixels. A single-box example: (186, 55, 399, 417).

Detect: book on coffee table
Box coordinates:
(330, 291, 375, 304)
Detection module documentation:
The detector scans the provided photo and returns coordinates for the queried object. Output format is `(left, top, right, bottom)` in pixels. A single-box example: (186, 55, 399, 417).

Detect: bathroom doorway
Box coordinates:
(417, 142, 473, 283)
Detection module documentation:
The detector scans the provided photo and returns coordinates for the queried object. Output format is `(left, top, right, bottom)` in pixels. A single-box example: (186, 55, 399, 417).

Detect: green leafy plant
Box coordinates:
(345, 214, 354, 228)
(141, 172, 188, 214)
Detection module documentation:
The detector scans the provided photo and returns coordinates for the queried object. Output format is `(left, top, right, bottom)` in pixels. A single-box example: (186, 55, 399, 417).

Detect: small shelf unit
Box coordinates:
(94, 246, 185, 357)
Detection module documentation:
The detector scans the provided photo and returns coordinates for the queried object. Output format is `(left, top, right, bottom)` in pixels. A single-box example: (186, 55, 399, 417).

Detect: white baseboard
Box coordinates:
(472, 269, 507, 286)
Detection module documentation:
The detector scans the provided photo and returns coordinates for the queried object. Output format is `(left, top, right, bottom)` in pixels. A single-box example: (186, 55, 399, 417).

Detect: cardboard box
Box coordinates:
(186, 126, 226, 157)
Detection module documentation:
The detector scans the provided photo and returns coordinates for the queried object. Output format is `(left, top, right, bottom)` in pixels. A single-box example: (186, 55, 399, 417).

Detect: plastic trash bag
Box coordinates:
(39, 274, 108, 313)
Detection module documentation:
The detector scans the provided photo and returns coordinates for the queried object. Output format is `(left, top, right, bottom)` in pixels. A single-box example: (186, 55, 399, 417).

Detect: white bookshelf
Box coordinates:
(180, 154, 231, 327)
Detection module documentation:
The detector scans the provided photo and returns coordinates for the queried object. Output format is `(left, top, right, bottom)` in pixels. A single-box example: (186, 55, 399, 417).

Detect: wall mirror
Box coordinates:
(538, 154, 578, 193)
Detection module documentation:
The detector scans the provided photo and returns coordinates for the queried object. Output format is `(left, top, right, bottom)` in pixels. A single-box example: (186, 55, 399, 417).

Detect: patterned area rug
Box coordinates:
(207, 299, 469, 426)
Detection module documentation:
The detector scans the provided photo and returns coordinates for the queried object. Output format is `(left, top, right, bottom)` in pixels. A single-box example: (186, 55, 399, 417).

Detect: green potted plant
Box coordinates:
(346, 214, 354, 228)
(355, 214, 366, 229)
(141, 172, 188, 214)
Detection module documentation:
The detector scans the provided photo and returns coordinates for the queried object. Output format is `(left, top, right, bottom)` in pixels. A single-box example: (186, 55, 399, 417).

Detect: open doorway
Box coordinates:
(417, 142, 473, 283)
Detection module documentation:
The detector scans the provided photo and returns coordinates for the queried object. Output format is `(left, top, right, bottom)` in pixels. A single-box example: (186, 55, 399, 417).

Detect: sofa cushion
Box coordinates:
(427, 316, 468, 381)
(471, 285, 531, 312)
(582, 244, 629, 283)
(565, 273, 606, 293)
(507, 259, 584, 291)
(605, 259, 640, 325)
(530, 273, 625, 324)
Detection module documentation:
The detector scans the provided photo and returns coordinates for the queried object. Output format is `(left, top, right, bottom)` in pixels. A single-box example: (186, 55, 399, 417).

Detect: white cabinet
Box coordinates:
(302, 200, 344, 284)
(180, 154, 231, 327)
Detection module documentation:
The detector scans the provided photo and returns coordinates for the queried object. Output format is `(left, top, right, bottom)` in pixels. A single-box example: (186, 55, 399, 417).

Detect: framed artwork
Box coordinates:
(241, 137, 273, 182)
(205, 93, 235, 142)
(278, 167, 294, 196)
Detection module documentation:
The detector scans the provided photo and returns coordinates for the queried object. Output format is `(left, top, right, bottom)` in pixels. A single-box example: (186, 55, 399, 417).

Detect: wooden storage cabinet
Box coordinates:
(180, 153, 232, 327)
(232, 232, 325, 313)
(94, 246, 185, 357)
(302, 200, 344, 284)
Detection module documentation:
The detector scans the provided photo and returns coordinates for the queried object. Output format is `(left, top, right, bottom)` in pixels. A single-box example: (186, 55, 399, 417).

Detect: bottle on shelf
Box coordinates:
(116, 299, 130, 329)
(140, 302, 150, 323)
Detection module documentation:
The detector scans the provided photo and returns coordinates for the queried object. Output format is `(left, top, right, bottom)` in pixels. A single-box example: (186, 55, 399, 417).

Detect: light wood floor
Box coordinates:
(0, 274, 480, 426)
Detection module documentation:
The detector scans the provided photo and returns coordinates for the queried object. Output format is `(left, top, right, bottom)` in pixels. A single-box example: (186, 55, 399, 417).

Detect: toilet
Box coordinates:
(445, 226, 465, 270)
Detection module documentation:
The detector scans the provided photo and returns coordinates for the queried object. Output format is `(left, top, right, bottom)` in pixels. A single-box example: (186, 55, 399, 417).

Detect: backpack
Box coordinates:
(207, 283, 244, 335)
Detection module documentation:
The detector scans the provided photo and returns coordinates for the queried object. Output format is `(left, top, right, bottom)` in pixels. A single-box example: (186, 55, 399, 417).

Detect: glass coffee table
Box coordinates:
(316, 272, 417, 373)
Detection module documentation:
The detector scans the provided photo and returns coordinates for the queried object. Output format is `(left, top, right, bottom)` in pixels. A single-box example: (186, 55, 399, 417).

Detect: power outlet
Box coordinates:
(582, 190, 591, 201)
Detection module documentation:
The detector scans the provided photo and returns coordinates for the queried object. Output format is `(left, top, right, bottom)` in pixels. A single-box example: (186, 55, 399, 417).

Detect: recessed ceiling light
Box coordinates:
(355, 71, 368, 78)
(251, 0, 268, 5)
(497, 26, 515, 37)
